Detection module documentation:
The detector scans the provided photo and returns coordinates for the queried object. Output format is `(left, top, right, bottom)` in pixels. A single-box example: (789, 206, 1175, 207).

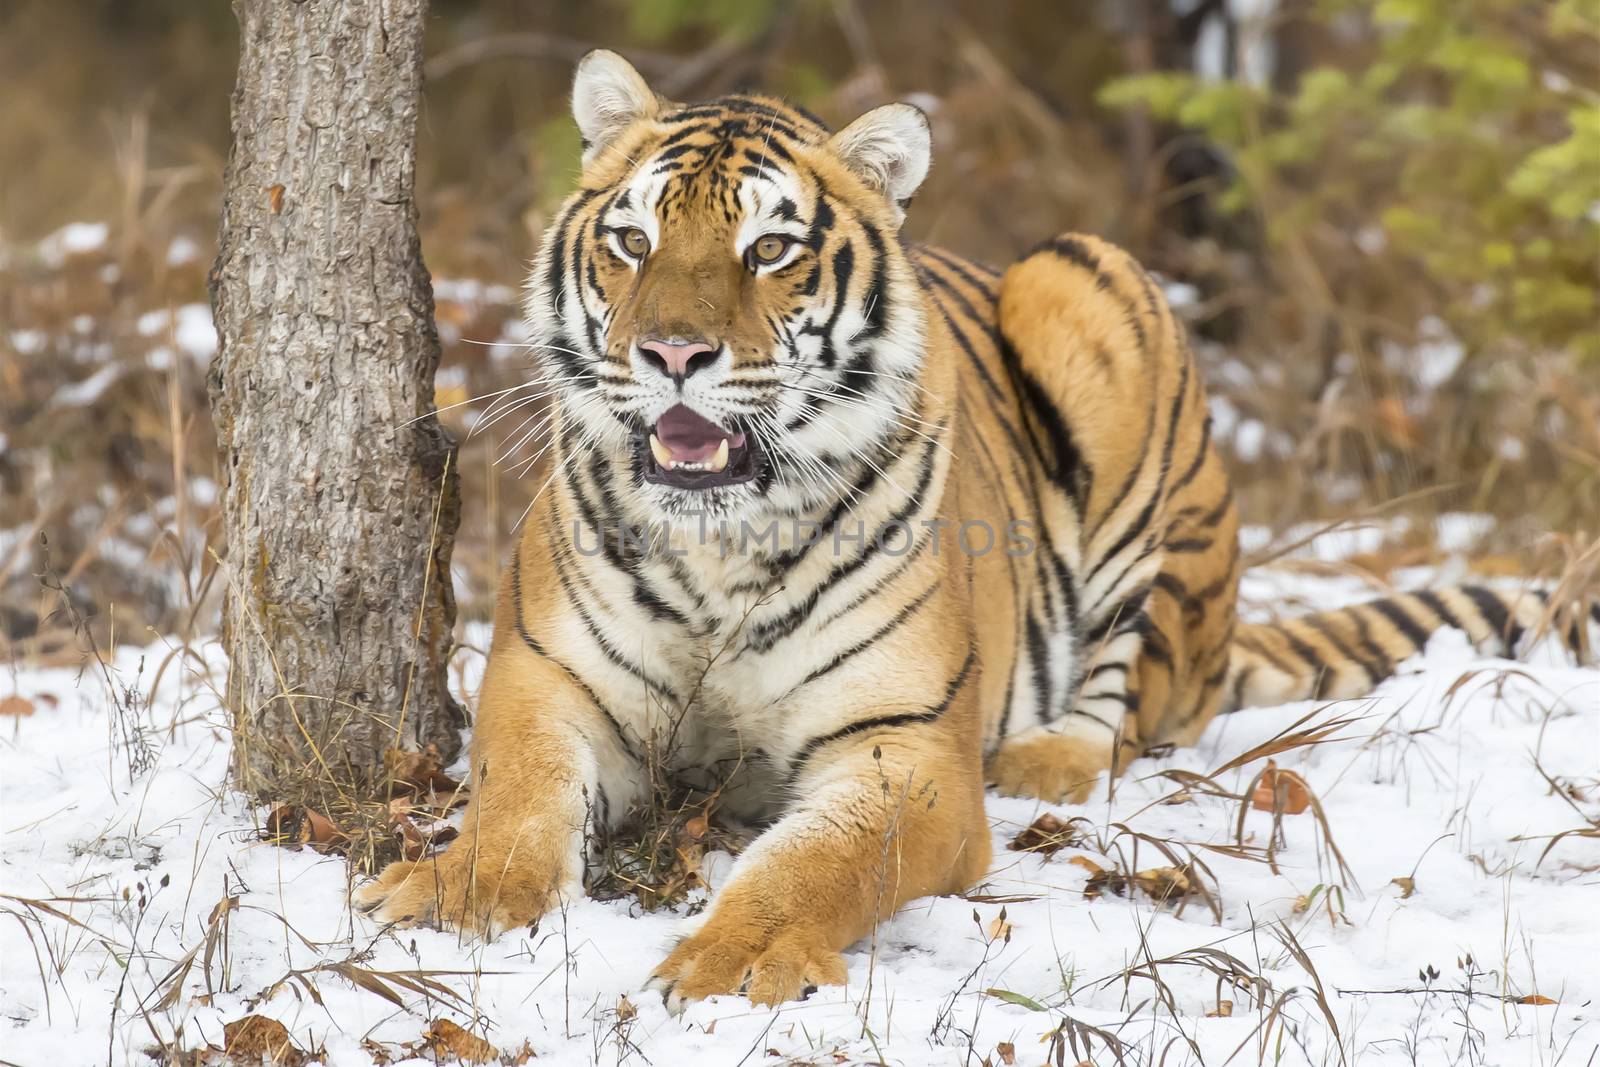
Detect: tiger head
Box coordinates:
(523, 50, 933, 522)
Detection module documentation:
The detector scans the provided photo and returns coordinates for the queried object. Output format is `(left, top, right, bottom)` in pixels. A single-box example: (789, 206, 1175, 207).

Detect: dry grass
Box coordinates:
(3, 3, 1596, 670)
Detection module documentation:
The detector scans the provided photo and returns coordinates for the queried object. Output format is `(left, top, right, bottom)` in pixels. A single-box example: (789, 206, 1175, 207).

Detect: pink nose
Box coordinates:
(638, 338, 718, 382)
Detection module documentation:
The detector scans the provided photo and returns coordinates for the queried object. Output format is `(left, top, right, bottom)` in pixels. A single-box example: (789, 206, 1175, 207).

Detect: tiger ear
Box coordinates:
(572, 50, 660, 165)
(827, 103, 931, 225)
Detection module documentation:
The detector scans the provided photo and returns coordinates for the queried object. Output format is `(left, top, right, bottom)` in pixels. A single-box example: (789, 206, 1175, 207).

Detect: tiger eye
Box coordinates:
(620, 227, 650, 258)
(752, 235, 790, 265)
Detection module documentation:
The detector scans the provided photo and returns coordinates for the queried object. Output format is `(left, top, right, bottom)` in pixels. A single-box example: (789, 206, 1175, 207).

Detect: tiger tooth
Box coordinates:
(649, 433, 673, 468)
(710, 438, 730, 473)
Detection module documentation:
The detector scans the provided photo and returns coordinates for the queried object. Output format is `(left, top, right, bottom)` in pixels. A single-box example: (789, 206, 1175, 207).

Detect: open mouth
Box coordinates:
(638, 404, 762, 491)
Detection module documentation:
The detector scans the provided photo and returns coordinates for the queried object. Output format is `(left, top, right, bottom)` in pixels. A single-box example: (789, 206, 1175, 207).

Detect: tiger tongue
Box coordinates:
(653, 404, 744, 462)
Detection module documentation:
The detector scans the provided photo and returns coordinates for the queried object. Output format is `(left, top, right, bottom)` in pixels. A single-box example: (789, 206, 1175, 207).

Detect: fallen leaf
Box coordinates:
(219, 1015, 310, 1065)
(1250, 760, 1312, 815)
(0, 695, 36, 717)
(503, 1039, 538, 1064)
(1080, 860, 1202, 906)
(1207, 1000, 1234, 1017)
(423, 1019, 497, 1064)
(385, 745, 464, 799)
(616, 994, 637, 1022)
(361, 1037, 395, 1065)
(390, 808, 460, 862)
(986, 912, 1013, 942)
(996, 1040, 1017, 1064)
(1131, 866, 1200, 904)
(682, 811, 711, 841)
(264, 805, 349, 853)
(1009, 813, 1085, 856)
(1067, 855, 1105, 876)
(1515, 994, 1557, 1005)
(1391, 876, 1416, 899)
(267, 184, 285, 214)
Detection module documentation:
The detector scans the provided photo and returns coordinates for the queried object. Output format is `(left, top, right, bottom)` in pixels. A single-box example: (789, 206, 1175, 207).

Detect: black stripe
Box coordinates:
(545, 513, 683, 704)
(1235, 628, 1301, 678)
(1368, 597, 1434, 650)
(1168, 415, 1213, 497)
(1300, 614, 1382, 686)
(1276, 623, 1334, 699)
(747, 433, 942, 652)
(995, 331, 1094, 508)
(1090, 361, 1192, 584)
(1061, 707, 1121, 734)
(1345, 607, 1394, 678)
(1034, 235, 1101, 273)
(1086, 661, 1130, 681)
(1076, 689, 1137, 710)
(917, 246, 999, 295)
(1411, 590, 1466, 637)
(801, 581, 941, 686)
(1459, 585, 1521, 651)
(509, 543, 638, 760)
(788, 649, 977, 779)
(1026, 610, 1054, 725)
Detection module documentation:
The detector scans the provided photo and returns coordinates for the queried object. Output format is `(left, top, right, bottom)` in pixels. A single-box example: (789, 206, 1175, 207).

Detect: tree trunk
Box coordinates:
(208, 0, 463, 795)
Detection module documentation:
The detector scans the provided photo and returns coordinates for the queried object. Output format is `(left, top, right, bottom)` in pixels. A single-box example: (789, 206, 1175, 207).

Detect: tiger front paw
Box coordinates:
(989, 723, 1116, 803)
(647, 920, 848, 1009)
(353, 843, 570, 940)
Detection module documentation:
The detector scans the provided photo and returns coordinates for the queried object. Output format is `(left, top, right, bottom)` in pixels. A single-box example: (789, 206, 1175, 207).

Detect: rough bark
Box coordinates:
(209, 0, 463, 793)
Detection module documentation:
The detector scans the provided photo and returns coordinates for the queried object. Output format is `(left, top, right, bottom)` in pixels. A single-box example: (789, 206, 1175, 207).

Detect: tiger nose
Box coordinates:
(638, 338, 719, 383)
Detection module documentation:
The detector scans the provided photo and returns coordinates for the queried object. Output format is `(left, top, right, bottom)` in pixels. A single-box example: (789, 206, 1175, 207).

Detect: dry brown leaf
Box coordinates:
(218, 1015, 311, 1065)
(1010, 813, 1085, 856)
(1130, 866, 1199, 904)
(1080, 860, 1202, 905)
(996, 1040, 1016, 1064)
(986, 913, 1013, 942)
(616, 994, 637, 1022)
(1251, 760, 1312, 815)
(385, 745, 464, 799)
(263, 805, 350, 853)
(0, 695, 36, 717)
(1207, 1000, 1234, 1018)
(423, 1019, 497, 1064)
(1067, 855, 1105, 876)
(1391, 876, 1416, 899)
(387, 798, 460, 862)
(503, 1039, 538, 1064)
(361, 1037, 396, 1065)
(267, 184, 285, 214)
(682, 811, 711, 841)
(1516, 994, 1557, 1005)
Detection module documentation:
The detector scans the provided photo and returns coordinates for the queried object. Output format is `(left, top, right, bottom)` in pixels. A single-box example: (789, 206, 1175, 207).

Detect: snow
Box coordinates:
(47, 364, 125, 409)
(136, 304, 218, 363)
(37, 221, 109, 266)
(2, 564, 1597, 1066)
(9, 329, 47, 355)
(166, 236, 202, 267)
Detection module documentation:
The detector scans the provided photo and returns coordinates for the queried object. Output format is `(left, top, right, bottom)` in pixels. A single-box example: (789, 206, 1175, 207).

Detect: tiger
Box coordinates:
(355, 50, 1581, 1007)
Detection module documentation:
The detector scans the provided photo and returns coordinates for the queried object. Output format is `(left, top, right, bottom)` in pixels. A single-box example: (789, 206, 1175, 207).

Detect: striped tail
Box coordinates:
(1223, 584, 1598, 712)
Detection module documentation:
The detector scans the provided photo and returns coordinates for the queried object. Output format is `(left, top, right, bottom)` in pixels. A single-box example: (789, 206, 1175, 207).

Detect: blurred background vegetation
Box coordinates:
(1, 0, 1596, 658)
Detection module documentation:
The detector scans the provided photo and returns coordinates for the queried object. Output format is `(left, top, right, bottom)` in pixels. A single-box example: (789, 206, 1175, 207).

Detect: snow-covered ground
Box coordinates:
(3, 562, 1597, 1066)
